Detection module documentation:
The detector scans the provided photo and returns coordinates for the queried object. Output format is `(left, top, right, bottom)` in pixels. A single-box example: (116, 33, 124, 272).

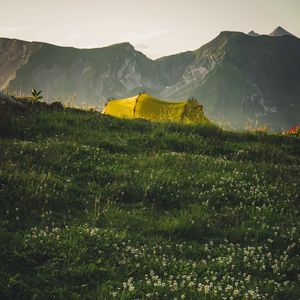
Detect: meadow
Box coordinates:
(0, 103, 299, 299)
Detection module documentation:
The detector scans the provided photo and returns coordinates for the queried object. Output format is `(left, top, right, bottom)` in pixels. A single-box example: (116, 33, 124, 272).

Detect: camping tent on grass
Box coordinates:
(102, 92, 210, 124)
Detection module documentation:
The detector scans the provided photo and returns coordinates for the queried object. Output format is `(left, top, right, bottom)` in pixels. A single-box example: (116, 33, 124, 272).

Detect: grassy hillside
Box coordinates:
(0, 102, 300, 299)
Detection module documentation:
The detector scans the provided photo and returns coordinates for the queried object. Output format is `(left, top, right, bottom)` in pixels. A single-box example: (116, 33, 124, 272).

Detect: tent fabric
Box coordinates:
(102, 93, 210, 124)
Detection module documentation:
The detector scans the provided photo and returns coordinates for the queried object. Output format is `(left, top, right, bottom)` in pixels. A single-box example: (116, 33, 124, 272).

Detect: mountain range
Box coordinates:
(248, 26, 294, 37)
(1, 26, 299, 130)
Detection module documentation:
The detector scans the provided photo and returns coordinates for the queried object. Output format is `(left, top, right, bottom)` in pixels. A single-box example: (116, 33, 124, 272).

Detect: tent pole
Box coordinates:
(133, 92, 143, 118)
(180, 101, 189, 122)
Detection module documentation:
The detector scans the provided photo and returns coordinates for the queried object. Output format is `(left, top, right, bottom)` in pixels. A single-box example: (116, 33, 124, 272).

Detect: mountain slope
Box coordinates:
(0, 38, 42, 91)
(161, 31, 300, 129)
(7, 41, 164, 104)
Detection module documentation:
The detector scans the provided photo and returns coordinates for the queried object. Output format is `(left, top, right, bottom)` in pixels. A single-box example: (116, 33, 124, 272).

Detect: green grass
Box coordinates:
(0, 106, 300, 299)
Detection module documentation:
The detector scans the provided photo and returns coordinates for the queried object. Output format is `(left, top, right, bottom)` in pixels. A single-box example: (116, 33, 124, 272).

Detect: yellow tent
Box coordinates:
(102, 92, 210, 124)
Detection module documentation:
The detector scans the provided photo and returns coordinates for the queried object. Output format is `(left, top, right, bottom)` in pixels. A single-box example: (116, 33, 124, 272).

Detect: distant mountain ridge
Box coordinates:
(248, 26, 295, 37)
(1, 26, 299, 130)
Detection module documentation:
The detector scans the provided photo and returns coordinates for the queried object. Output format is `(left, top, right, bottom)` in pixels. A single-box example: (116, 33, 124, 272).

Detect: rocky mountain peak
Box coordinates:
(269, 26, 294, 37)
(118, 42, 135, 51)
(248, 30, 260, 37)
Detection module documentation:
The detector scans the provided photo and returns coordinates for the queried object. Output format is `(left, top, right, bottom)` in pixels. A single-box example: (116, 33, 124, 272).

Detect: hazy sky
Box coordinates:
(1, 0, 299, 58)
